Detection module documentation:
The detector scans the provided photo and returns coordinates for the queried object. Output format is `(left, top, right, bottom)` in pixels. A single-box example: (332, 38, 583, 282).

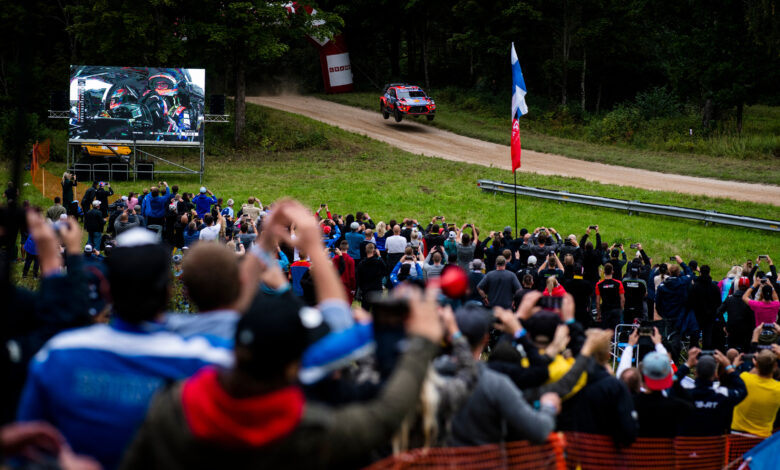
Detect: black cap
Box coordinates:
(235, 290, 330, 379)
(522, 311, 562, 344)
(455, 304, 493, 346)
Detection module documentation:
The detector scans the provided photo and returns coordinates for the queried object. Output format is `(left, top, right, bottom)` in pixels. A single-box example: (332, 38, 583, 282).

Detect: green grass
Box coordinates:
(3, 102, 779, 278)
(316, 91, 780, 186)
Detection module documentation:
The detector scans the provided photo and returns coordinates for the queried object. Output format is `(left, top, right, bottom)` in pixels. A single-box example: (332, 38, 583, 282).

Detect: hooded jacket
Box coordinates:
(120, 336, 438, 470)
(655, 263, 693, 320)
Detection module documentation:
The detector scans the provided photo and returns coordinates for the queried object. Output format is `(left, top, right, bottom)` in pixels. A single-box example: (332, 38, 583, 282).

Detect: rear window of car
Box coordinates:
(397, 90, 426, 99)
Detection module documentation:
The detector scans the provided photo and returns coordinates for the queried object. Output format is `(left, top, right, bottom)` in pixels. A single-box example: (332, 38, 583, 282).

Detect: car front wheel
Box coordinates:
(394, 107, 403, 122)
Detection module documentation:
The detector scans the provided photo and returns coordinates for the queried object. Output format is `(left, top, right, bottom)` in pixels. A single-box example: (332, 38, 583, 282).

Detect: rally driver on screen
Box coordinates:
(143, 72, 194, 141)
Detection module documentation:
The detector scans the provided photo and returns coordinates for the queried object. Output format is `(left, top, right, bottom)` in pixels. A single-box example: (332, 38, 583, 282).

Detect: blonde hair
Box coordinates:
(62, 172, 70, 182)
(376, 222, 387, 237)
(546, 276, 559, 294)
(726, 266, 743, 279)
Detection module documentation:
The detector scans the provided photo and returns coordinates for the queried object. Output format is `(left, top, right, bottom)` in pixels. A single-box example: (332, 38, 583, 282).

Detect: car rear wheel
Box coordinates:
(426, 115, 435, 121)
(380, 101, 389, 119)
(394, 107, 403, 122)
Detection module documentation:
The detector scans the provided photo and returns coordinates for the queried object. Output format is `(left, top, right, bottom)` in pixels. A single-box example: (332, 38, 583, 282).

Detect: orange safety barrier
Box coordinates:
(365, 432, 764, 470)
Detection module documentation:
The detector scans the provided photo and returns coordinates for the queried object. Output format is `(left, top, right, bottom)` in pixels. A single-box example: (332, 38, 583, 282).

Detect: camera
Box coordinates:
(536, 296, 562, 312)
(321, 204, 326, 208)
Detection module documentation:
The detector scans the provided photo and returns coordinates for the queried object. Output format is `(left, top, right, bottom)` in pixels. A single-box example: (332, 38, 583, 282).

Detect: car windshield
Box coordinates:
(397, 90, 427, 99)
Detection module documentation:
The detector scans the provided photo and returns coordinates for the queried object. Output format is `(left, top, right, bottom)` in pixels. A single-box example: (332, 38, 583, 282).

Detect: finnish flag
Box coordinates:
(511, 43, 528, 119)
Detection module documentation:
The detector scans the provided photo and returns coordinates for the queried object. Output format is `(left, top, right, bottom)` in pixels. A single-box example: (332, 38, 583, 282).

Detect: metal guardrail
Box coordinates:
(477, 179, 780, 232)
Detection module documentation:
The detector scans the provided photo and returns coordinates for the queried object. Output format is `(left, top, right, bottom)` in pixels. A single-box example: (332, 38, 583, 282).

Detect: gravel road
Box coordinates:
(248, 95, 780, 206)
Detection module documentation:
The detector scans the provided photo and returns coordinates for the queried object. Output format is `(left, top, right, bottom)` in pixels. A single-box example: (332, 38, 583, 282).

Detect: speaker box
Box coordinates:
(50, 90, 69, 110)
(209, 94, 225, 115)
(136, 162, 155, 180)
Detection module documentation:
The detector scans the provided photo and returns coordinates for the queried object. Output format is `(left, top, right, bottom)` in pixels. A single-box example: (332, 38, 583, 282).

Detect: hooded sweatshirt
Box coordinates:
(655, 263, 693, 320)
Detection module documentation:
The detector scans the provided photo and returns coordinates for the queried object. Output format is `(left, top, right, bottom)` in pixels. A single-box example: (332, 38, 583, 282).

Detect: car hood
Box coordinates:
(400, 97, 431, 104)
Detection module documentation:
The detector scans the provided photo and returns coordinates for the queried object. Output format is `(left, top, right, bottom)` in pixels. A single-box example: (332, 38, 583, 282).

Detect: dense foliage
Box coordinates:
(0, 0, 778, 150)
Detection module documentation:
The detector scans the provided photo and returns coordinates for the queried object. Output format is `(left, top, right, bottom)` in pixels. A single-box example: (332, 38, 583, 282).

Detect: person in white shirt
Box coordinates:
(385, 224, 408, 272)
(198, 213, 225, 242)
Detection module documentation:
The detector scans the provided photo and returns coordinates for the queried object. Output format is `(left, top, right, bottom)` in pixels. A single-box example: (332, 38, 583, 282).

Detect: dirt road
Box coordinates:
(248, 95, 780, 206)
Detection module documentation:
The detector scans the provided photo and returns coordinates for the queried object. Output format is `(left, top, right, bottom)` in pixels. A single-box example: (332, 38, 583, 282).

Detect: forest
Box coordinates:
(1, 0, 778, 151)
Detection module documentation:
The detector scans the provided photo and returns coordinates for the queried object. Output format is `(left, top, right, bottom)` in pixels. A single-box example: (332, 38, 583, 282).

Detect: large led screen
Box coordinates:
(69, 66, 205, 145)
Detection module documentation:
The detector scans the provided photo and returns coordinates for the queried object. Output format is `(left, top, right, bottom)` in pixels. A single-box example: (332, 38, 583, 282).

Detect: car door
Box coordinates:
(387, 88, 397, 109)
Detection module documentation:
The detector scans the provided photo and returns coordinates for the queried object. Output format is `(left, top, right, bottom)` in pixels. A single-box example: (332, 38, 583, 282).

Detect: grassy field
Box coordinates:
(316, 91, 780, 186)
(3, 102, 779, 277)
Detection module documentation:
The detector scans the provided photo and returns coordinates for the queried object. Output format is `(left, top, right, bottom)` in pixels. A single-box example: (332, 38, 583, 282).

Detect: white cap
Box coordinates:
(92, 200, 101, 206)
(116, 227, 160, 247)
(350, 222, 360, 230)
(527, 255, 537, 265)
(84, 244, 93, 253)
(199, 186, 207, 193)
(59, 214, 68, 220)
(121, 195, 128, 201)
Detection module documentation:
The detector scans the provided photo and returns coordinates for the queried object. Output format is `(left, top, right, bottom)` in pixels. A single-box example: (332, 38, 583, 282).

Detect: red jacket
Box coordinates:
(333, 254, 356, 304)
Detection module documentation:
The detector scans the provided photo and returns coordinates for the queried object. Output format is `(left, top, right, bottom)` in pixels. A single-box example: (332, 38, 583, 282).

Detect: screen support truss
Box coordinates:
(52, 112, 229, 184)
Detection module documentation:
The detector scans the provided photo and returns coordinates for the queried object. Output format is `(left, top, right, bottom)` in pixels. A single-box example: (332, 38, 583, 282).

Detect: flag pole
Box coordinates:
(513, 170, 517, 237)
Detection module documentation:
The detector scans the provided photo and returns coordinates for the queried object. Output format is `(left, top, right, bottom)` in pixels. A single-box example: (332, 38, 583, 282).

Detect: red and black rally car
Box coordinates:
(379, 83, 436, 122)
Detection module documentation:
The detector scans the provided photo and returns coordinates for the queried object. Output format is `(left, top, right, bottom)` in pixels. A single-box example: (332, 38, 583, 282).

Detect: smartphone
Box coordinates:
(536, 296, 562, 311)
(629, 243, 639, 249)
(589, 225, 598, 229)
(758, 255, 769, 260)
(699, 350, 715, 356)
(639, 321, 653, 337)
(320, 204, 326, 208)
(669, 256, 676, 262)
(763, 323, 775, 329)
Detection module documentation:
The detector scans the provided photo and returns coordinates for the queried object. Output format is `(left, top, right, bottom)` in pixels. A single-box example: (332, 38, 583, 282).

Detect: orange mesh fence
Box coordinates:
(365, 433, 764, 470)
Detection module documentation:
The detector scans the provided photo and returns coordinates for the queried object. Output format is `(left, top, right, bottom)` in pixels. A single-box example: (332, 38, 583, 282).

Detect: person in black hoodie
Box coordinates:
(95, 182, 114, 218)
(80, 181, 98, 216)
(580, 227, 603, 287)
(356, 243, 386, 312)
(687, 265, 723, 350)
(719, 276, 755, 352)
(675, 349, 747, 436)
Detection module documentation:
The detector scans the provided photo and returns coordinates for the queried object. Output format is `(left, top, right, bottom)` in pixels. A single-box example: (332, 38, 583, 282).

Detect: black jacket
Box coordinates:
(675, 365, 747, 436)
(558, 361, 638, 447)
(356, 256, 386, 292)
(580, 233, 603, 283)
(84, 208, 105, 233)
(688, 275, 722, 327)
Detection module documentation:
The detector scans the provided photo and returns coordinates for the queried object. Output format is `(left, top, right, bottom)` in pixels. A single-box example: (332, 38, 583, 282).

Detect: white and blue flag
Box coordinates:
(511, 42, 528, 119)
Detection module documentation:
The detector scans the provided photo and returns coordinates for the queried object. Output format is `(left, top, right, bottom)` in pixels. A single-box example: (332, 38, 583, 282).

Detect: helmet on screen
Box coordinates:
(148, 73, 179, 96)
(107, 84, 138, 110)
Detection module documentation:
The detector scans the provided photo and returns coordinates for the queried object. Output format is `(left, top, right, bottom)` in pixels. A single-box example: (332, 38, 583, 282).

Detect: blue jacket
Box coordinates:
(141, 187, 174, 219)
(16, 320, 232, 470)
(192, 194, 217, 218)
(390, 261, 424, 286)
(655, 263, 693, 319)
(345, 231, 364, 260)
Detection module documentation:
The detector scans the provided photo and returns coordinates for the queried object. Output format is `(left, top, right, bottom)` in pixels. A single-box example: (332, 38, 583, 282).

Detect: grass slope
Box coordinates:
(3, 102, 779, 276)
(316, 92, 780, 186)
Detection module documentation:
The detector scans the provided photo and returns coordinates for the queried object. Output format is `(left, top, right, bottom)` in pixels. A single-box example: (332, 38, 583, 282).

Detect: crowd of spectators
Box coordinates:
(0, 178, 778, 469)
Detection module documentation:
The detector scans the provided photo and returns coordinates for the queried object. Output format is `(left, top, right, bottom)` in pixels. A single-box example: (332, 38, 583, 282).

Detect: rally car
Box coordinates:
(379, 83, 436, 122)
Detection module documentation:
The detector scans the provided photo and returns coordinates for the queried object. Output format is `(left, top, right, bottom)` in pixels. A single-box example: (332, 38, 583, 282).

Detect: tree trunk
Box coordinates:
(702, 98, 713, 129)
(234, 60, 246, 147)
(736, 101, 744, 134)
(595, 80, 602, 114)
(422, 21, 430, 90)
(561, 0, 569, 106)
(580, 49, 586, 112)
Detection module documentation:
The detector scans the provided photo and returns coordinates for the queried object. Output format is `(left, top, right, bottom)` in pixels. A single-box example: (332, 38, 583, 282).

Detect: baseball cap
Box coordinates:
(227, 199, 234, 206)
(59, 214, 68, 220)
(448, 231, 456, 239)
(92, 200, 101, 206)
(84, 244, 93, 253)
(527, 255, 538, 266)
(522, 311, 561, 345)
(641, 352, 673, 391)
(235, 290, 330, 379)
(350, 221, 360, 230)
(503, 226, 512, 233)
(455, 304, 493, 346)
(199, 186, 207, 193)
(696, 355, 717, 379)
(121, 195, 128, 201)
(322, 225, 332, 235)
